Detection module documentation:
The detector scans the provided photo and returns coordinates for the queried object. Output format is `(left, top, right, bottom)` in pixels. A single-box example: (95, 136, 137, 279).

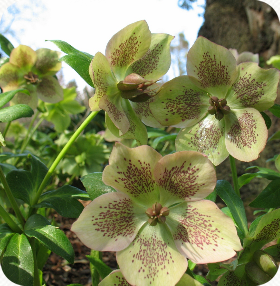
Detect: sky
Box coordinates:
(0, 0, 206, 92)
(0, 1, 280, 286)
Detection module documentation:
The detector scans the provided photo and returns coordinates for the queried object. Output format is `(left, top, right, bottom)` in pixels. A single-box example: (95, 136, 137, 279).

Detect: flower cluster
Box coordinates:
(72, 143, 242, 286)
(0, 45, 63, 109)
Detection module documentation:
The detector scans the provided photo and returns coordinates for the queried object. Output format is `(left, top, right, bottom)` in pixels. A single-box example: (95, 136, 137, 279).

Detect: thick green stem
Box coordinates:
(0, 166, 25, 226)
(229, 155, 240, 196)
(30, 238, 41, 286)
(3, 121, 11, 138)
(0, 204, 22, 233)
(31, 111, 99, 207)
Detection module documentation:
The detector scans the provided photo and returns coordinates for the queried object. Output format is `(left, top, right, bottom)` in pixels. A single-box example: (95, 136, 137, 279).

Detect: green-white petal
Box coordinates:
(128, 33, 174, 81)
(99, 270, 130, 286)
(89, 52, 118, 111)
(10, 90, 38, 110)
(226, 62, 279, 111)
(9, 45, 37, 70)
(187, 37, 237, 99)
(154, 151, 216, 207)
(224, 108, 267, 162)
(71, 192, 146, 251)
(103, 143, 161, 207)
(176, 114, 229, 166)
(33, 48, 61, 76)
(0, 63, 22, 92)
(36, 76, 63, 103)
(166, 200, 242, 264)
(150, 76, 209, 128)
(117, 223, 188, 286)
(106, 20, 151, 81)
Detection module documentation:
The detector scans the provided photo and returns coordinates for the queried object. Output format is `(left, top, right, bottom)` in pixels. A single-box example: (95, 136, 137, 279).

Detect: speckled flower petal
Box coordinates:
(117, 223, 188, 286)
(33, 48, 61, 76)
(99, 94, 130, 134)
(71, 192, 146, 251)
(105, 20, 151, 81)
(0, 63, 22, 92)
(224, 108, 267, 162)
(131, 97, 164, 128)
(175, 114, 228, 166)
(128, 33, 174, 81)
(10, 90, 38, 110)
(89, 52, 118, 111)
(36, 76, 63, 103)
(103, 143, 162, 206)
(166, 200, 242, 264)
(99, 270, 131, 286)
(226, 62, 279, 112)
(154, 151, 216, 206)
(9, 45, 37, 70)
(150, 76, 209, 128)
(187, 37, 237, 99)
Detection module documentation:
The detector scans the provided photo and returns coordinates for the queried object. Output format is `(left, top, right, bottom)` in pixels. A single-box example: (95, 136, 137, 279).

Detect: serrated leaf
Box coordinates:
(0, 34, 14, 56)
(0, 224, 15, 257)
(0, 104, 34, 122)
(6, 154, 49, 205)
(249, 179, 280, 208)
(35, 186, 87, 218)
(215, 180, 248, 238)
(81, 172, 116, 200)
(260, 111, 271, 129)
(2, 233, 34, 286)
(0, 89, 30, 108)
(24, 215, 74, 263)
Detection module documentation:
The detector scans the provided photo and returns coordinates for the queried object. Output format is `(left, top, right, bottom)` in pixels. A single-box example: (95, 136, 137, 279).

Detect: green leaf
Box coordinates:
(0, 224, 15, 257)
(263, 243, 280, 262)
(35, 185, 87, 218)
(206, 263, 228, 282)
(269, 104, 280, 118)
(2, 233, 34, 286)
(0, 34, 14, 56)
(6, 154, 49, 205)
(24, 214, 74, 263)
(0, 104, 34, 122)
(81, 172, 116, 200)
(0, 89, 30, 108)
(215, 180, 248, 238)
(151, 134, 177, 149)
(268, 130, 280, 141)
(267, 55, 280, 69)
(48, 40, 93, 87)
(249, 179, 280, 208)
(86, 252, 112, 280)
(260, 111, 271, 129)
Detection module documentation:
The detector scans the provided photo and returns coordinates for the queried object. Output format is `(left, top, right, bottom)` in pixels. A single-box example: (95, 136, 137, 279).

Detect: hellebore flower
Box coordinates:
(149, 37, 279, 165)
(71, 143, 242, 286)
(0, 45, 63, 109)
(89, 20, 173, 144)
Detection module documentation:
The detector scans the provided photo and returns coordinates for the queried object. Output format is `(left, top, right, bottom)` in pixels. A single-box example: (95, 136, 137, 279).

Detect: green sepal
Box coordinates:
(24, 214, 74, 263)
(48, 40, 93, 87)
(0, 104, 34, 122)
(249, 179, 280, 208)
(267, 55, 280, 69)
(215, 180, 248, 239)
(35, 185, 87, 218)
(6, 154, 49, 205)
(0, 223, 15, 257)
(2, 233, 34, 286)
(0, 89, 30, 108)
(0, 34, 14, 56)
(81, 172, 116, 201)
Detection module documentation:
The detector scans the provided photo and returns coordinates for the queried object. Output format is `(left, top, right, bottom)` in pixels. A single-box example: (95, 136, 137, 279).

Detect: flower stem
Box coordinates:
(30, 238, 41, 286)
(3, 121, 11, 138)
(0, 166, 25, 227)
(229, 155, 240, 196)
(31, 111, 99, 207)
(0, 203, 22, 233)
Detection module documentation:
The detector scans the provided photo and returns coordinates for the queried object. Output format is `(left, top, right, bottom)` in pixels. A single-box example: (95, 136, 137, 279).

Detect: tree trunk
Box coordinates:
(198, 0, 280, 63)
